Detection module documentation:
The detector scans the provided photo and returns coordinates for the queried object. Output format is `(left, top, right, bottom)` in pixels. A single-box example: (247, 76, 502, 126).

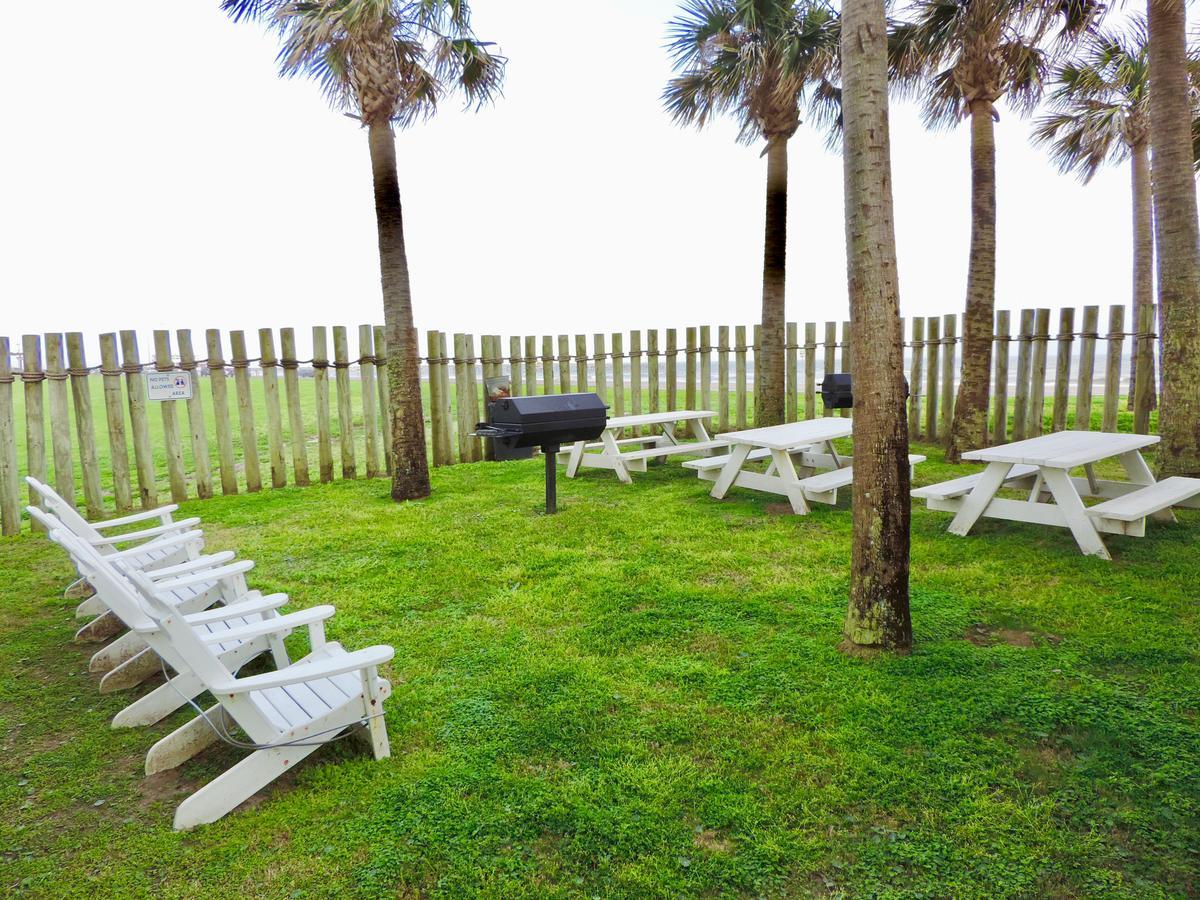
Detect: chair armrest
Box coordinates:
(149, 559, 254, 592)
(88, 517, 202, 547)
(108, 530, 204, 560)
(184, 592, 288, 626)
(200, 605, 335, 646)
(142, 551, 237, 580)
(212, 644, 395, 694)
(91, 504, 180, 530)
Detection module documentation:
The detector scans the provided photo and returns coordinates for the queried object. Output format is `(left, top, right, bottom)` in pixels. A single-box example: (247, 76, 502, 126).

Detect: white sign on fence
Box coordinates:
(146, 371, 193, 401)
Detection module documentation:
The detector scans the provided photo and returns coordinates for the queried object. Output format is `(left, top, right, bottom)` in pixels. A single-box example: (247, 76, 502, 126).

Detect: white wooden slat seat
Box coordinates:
(799, 455, 927, 503)
(619, 439, 729, 462)
(682, 447, 775, 471)
(1086, 476, 1200, 522)
(122, 566, 394, 830)
(911, 464, 1040, 502)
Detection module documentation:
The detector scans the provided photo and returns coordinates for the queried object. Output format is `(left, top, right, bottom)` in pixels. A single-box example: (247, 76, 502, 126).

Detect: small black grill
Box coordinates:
(821, 374, 910, 410)
(474, 393, 607, 513)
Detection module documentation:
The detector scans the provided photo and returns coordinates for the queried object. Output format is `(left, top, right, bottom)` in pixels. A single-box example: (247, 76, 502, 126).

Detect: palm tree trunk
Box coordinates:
(1149, 0, 1200, 476)
(368, 121, 431, 500)
(945, 100, 997, 463)
(755, 137, 788, 427)
(1129, 141, 1156, 411)
(839, 0, 912, 655)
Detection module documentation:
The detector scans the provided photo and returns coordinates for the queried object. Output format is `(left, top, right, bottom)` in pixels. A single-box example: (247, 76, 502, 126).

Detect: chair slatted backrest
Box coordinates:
(26, 477, 108, 545)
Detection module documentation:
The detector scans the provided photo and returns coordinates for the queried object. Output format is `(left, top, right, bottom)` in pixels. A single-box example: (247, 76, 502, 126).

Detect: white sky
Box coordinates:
(2, 0, 1140, 359)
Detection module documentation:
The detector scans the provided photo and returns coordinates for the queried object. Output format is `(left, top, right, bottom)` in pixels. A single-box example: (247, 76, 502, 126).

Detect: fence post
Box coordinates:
(280, 327, 311, 486)
(454, 334, 472, 463)
(44, 333, 77, 509)
(1075, 305, 1100, 430)
(611, 332, 625, 418)
(436, 332, 454, 462)
(574, 334, 588, 393)
(229, 330, 263, 492)
(909, 318, 924, 439)
(1102, 305, 1125, 433)
(594, 333, 609, 403)
(700, 325, 713, 426)
(358, 325, 381, 477)
(1011, 310, 1034, 441)
(0, 338, 19, 534)
(524, 335, 538, 396)
(175, 330, 213, 500)
(1028, 309, 1050, 437)
(666, 328, 679, 412)
(21, 336, 48, 523)
(557, 335, 570, 394)
(65, 333, 104, 517)
(1132, 303, 1155, 434)
(718, 326, 730, 432)
(803, 323, 817, 420)
(648, 329, 661, 417)
(991, 311, 1010, 443)
(427, 331, 451, 467)
(1051, 308, 1074, 433)
(685, 327, 697, 411)
(311, 327, 334, 483)
(151, 330, 188, 502)
(509, 335, 523, 396)
(332, 326, 357, 479)
(206, 329, 240, 494)
(631, 331, 644, 424)
(786, 322, 798, 422)
(374, 325, 393, 475)
(923, 317, 940, 440)
(258, 328, 288, 489)
(752, 324, 762, 423)
(98, 334, 133, 511)
(939, 314, 956, 435)
(119, 331, 157, 508)
(735, 325, 748, 428)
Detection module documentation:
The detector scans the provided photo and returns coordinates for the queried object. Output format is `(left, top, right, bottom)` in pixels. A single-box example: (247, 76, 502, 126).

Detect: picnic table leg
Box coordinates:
(688, 418, 712, 442)
(1026, 471, 1044, 502)
(600, 430, 633, 484)
(710, 443, 752, 500)
(1040, 466, 1112, 559)
(769, 448, 810, 515)
(1083, 463, 1101, 496)
(1118, 451, 1175, 523)
(947, 461, 1012, 536)
(565, 440, 586, 478)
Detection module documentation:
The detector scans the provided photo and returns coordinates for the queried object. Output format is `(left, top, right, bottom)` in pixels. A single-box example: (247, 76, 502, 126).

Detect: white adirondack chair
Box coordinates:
(53, 525, 331, 730)
(26, 476, 205, 625)
(123, 566, 394, 830)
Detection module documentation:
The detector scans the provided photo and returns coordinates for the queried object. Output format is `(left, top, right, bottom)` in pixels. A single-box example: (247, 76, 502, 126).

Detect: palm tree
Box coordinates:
(890, 0, 1101, 461)
(222, 0, 505, 500)
(1148, 0, 1200, 477)
(664, 0, 840, 427)
(839, 0, 911, 653)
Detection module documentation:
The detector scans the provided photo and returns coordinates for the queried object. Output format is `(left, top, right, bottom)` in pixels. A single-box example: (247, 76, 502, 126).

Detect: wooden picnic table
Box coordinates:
(559, 410, 724, 484)
(913, 430, 1200, 559)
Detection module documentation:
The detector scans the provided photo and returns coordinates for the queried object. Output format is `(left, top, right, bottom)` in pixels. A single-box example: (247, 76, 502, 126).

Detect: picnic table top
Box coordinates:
(605, 410, 716, 429)
(717, 417, 853, 450)
(962, 430, 1159, 469)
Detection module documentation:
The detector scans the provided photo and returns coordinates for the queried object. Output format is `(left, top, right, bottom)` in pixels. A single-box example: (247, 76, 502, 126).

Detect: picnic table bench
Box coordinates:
(559, 410, 723, 484)
(913, 430, 1200, 559)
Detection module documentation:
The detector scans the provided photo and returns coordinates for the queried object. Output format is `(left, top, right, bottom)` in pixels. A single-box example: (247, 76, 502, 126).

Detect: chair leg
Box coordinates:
(89, 631, 149, 673)
(75, 594, 106, 619)
(112, 671, 202, 727)
(173, 743, 321, 831)
(99, 648, 163, 693)
(363, 671, 391, 760)
(145, 704, 233, 775)
(75, 610, 125, 644)
(64, 578, 94, 601)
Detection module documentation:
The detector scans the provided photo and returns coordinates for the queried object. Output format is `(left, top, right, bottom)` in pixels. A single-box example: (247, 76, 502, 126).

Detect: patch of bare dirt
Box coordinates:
(964, 624, 1056, 647)
(693, 828, 733, 853)
(765, 503, 794, 516)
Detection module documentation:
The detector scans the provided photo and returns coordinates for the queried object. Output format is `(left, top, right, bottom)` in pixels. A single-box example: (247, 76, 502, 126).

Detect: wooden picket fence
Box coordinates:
(0, 303, 1159, 535)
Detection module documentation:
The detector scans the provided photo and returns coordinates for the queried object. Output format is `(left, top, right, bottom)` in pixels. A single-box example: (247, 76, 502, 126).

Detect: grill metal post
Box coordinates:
(543, 443, 559, 514)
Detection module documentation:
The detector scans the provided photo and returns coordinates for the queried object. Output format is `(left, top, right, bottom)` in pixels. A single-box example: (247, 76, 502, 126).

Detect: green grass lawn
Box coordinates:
(2, 440, 1197, 897)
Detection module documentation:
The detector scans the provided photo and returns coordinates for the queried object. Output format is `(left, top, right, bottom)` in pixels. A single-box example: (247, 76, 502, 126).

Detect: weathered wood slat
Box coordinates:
(44, 333, 77, 508)
(666, 328, 679, 412)
(524, 335, 538, 396)
(753, 324, 762, 423)
(0, 338, 20, 534)
(465, 334, 482, 462)
(331, 326, 356, 479)
(939, 314, 955, 434)
(685, 327, 697, 411)
(358, 325, 382, 477)
(909, 317, 924, 439)
(700, 325, 712, 427)
(119, 331, 157, 508)
(575, 334, 588, 393)
(631, 330, 644, 425)
(279, 328, 311, 486)
(374, 325, 393, 476)
(311, 327, 334, 483)
(426, 331, 450, 467)
(1028, 309, 1050, 437)
(22, 336, 48, 524)
(786, 322, 798, 422)
(151, 330, 188, 501)
(718, 325, 730, 432)
(206, 329, 240, 494)
(1075, 305, 1100, 430)
(1132, 303, 1155, 434)
(229, 330, 263, 492)
(176, 330, 213, 499)
(257, 329, 288, 489)
(803, 322, 817, 420)
(1051, 308, 1074, 433)
(436, 331, 454, 462)
(1011, 310, 1034, 441)
(557, 335, 570, 394)
(98, 334, 133, 511)
(648, 329, 661, 418)
(65, 333, 104, 517)
(839, 321, 853, 419)
(1102, 305, 1125, 433)
(594, 333, 609, 403)
(735, 325, 748, 428)
(924, 316, 940, 440)
(611, 333, 625, 418)
(509, 335, 523, 397)
(988, 312, 1008, 446)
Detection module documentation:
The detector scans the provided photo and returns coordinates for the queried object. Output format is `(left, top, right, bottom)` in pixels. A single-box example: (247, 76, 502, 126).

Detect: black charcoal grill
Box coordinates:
(474, 393, 607, 513)
(821, 374, 910, 410)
